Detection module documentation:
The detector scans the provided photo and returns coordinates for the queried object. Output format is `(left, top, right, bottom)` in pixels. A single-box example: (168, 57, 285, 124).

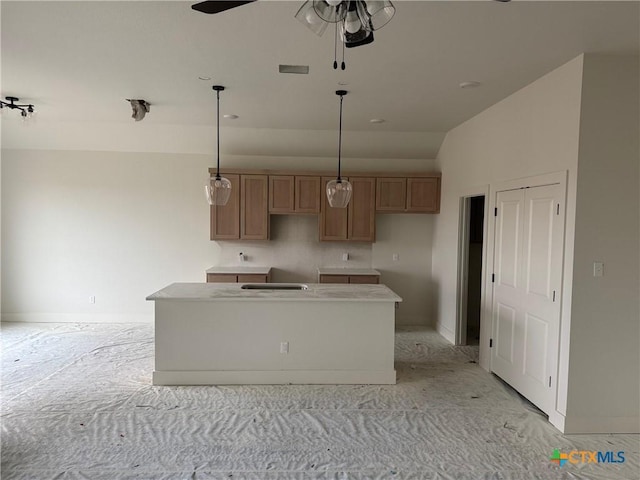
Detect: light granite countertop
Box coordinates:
(147, 282, 402, 303)
(206, 266, 272, 274)
(317, 268, 381, 276)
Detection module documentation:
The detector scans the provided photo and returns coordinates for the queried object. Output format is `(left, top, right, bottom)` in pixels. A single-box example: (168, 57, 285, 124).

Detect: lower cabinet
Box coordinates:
(319, 274, 380, 284)
(206, 273, 270, 283)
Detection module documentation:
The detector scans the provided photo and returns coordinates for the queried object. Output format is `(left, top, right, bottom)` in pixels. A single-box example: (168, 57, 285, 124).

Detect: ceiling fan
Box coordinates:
(192, 1, 257, 15)
(191, 0, 510, 68)
(192, 0, 510, 15)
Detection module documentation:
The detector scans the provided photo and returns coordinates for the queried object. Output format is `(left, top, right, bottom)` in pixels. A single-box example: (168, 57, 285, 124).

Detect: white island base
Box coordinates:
(147, 283, 401, 385)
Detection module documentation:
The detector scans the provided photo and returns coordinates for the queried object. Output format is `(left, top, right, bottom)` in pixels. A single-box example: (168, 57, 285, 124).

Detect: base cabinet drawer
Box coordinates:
(237, 274, 269, 283)
(207, 273, 270, 283)
(348, 275, 380, 284)
(207, 274, 238, 283)
(319, 274, 380, 284)
(319, 274, 350, 284)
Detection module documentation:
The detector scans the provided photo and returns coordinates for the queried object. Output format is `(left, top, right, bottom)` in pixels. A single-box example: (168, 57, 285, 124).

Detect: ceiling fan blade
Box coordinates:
(191, 0, 257, 15)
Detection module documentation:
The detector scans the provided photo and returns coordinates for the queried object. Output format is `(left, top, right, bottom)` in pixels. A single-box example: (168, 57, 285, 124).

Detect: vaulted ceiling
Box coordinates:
(2, 1, 638, 158)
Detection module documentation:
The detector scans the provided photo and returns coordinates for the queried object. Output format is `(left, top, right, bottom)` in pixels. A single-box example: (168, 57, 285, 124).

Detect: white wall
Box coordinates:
(564, 55, 640, 433)
(1, 149, 436, 325)
(432, 55, 584, 346)
(1, 150, 219, 322)
(373, 214, 435, 325)
(433, 53, 640, 433)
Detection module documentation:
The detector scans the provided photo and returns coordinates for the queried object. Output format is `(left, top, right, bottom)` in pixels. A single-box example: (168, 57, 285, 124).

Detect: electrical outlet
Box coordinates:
(342, 253, 349, 261)
(89, 296, 96, 304)
(392, 253, 399, 261)
(280, 342, 289, 354)
(593, 262, 604, 277)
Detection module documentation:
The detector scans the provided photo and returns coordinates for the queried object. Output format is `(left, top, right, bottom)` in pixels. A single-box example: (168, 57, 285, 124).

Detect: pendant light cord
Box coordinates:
(341, 29, 346, 70)
(215, 89, 221, 180)
(333, 23, 338, 70)
(337, 93, 344, 182)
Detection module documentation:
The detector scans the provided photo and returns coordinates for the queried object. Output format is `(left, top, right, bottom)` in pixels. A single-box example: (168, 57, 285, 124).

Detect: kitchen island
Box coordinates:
(146, 282, 401, 385)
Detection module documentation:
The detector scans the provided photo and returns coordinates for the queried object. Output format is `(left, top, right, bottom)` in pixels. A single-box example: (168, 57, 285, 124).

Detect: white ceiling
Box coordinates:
(2, 0, 639, 158)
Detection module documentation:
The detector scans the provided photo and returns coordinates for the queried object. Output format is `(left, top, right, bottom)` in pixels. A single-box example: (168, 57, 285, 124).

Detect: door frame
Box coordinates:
(484, 171, 568, 380)
(455, 186, 489, 349)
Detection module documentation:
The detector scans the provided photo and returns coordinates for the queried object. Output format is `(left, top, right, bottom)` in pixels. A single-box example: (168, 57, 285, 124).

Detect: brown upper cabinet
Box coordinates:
(241, 175, 269, 240)
(210, 174, 269, 240)
(376, 177, 407, 211)
(210, 174, 240, 240)
(269, 175, 321, 214)
(210, 169, 440, 242)
(320, 176, 349, 241)
(320, 177, 375, 242)
(376, 176, 440, 213)
(407, 177, 440, 212)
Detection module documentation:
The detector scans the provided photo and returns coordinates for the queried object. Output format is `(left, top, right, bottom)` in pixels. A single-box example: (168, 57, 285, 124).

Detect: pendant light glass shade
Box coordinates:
(327, 90, 352, 208)
(326, 179, 352, 208)
(205, 85, 231, 206)
(205, 176, 232, 206)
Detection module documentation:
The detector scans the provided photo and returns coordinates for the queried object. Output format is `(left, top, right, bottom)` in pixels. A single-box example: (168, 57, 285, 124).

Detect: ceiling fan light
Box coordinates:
(326, 179, 353, 208)
(206, 176, 232, 206)
(344, 9, 361, 33)
(357, 0, 395, 31)
(340, 21, 374, 48)
(313, 0, 347, 23)
(295, 1, 329, 36)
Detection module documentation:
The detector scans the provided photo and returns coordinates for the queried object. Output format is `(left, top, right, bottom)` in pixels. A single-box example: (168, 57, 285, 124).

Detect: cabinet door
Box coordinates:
(376, 177, 407, 212)
(348, 177, 376, 242)
(241, 175, 269, 240)
(295, 176, 321, 213)
(207, 274, 238, 283)
(319, 274, 350, 284)
(349, 275, 380, 284)
(210, 174, 240, 240)
(237, 274, 269, 283)
(407, 177, 440, 213)
(320, 176, 349, 241)
(269, 175, 294, 214)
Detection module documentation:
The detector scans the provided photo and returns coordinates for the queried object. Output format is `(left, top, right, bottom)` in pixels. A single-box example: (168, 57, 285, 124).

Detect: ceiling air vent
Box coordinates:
(279, 64, 309, 74)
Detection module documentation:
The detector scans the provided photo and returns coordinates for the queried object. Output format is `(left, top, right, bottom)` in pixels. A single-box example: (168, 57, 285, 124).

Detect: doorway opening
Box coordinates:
(457, 195, 485, 346)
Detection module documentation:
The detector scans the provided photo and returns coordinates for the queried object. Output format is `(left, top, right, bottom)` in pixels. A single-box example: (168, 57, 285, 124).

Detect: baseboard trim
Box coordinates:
(1, 313, 152, 324)
(153, 369, 397, 386)
(436, 322, 455, 344)
(548, 410, 566, 432)
(561, 415, 640, 434)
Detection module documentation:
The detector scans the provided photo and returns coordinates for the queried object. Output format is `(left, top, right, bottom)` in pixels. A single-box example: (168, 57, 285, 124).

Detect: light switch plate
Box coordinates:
(593, 262, 604, 277)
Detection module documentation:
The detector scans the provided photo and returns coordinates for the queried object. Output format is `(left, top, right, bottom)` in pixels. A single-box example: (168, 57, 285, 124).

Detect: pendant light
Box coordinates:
(205, 85, 232, 206)
(326, 90, 352, 208)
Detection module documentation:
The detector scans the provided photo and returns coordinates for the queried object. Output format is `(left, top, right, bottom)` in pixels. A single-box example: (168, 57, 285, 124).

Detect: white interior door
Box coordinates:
(491, 184, 564, 414)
